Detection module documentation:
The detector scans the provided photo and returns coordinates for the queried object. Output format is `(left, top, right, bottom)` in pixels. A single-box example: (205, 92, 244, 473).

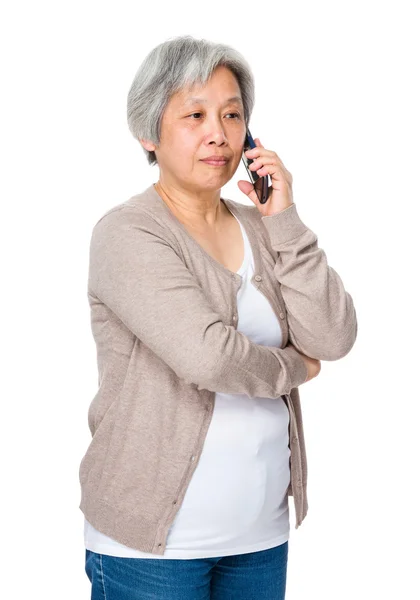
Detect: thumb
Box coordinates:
(237, 179, 261, 206)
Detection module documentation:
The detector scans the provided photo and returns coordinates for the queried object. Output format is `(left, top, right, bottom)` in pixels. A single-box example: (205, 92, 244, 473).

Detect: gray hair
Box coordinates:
(127, 35, 255, 166)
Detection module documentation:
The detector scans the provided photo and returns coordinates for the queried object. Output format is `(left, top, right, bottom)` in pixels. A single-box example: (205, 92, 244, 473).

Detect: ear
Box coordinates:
(139, 138, 157, 152)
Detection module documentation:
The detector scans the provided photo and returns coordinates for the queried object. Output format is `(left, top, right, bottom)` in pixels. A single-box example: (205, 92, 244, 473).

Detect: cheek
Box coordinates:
(171, 131, 196, 158)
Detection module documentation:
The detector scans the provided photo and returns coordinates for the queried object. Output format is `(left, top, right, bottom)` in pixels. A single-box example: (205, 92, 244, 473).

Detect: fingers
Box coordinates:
(247, 149, 293, 183)
(250, 161, 277, 178)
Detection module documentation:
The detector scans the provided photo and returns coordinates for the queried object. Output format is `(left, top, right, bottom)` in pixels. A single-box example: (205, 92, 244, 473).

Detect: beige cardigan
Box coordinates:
(78, 183, 357, 555)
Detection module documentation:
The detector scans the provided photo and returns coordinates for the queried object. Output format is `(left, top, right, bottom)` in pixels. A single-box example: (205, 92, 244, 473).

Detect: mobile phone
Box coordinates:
(241, 127, 270, 204)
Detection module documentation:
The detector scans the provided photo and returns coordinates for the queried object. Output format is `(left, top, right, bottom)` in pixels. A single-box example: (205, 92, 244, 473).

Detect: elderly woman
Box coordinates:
(80, 35, 357, 599)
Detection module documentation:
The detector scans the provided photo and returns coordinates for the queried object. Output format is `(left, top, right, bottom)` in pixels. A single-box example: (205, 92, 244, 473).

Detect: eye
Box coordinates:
(187, 112, 241, 120)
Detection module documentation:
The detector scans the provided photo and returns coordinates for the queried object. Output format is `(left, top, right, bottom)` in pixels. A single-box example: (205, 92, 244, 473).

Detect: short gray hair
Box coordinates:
(127, 35, 255, 166)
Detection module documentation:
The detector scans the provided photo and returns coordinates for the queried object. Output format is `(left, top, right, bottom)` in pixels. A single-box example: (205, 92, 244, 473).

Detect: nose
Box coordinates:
(211, 134, 227, 145)
(204, 117, 228, 146)
(206, 132, 228, 147)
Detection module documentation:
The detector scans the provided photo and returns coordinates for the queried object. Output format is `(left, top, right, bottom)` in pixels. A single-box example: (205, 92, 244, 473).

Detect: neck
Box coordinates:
(154, 179, 226, 230)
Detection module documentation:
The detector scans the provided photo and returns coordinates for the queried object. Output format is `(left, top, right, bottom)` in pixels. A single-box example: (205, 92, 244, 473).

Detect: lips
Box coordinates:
(201, 157, 229, 165)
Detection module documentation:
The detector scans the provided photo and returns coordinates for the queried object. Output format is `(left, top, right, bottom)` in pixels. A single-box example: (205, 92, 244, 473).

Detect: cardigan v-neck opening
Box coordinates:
(148, 183, 261, 281)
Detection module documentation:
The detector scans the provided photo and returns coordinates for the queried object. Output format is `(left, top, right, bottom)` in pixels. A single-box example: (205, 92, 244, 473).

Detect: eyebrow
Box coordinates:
(181, 95, 243, 108)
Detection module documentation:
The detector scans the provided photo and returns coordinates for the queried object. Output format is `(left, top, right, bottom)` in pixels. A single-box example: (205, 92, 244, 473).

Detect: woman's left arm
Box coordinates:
(238, 138, 357, 361)
(261, 204, 358, 361)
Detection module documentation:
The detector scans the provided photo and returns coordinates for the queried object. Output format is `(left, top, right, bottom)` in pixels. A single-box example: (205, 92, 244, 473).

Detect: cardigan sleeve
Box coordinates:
(261, 203, 358, 361)
(88, 206, 308, 398)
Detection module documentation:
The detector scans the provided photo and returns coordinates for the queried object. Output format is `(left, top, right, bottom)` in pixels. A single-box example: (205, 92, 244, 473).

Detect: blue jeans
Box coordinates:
(85, 541, 289, 599)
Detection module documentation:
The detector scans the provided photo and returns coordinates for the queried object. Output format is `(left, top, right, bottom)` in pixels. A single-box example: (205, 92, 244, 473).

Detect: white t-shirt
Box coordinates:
(84, 213, 291, 559)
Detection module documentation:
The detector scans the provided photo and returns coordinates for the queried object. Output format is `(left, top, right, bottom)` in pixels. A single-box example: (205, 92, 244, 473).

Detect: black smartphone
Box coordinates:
(241, 127, 270, 204)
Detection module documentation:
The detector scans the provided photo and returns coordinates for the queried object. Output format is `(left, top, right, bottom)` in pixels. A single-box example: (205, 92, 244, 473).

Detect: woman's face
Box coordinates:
(145, 65, 246, 193)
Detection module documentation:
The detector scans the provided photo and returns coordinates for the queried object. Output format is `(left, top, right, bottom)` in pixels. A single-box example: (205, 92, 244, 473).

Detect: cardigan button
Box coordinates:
(279, 312, 285, 319)
(255, 275, 262, 282)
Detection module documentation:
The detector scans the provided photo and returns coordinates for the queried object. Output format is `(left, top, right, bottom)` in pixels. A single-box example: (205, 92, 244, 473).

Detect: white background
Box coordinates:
(2, 1, 419, 598)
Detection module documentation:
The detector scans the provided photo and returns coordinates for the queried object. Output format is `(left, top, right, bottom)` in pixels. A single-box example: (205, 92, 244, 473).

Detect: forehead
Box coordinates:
(180, 95, 243, 107)
(174, 67, 243, 109)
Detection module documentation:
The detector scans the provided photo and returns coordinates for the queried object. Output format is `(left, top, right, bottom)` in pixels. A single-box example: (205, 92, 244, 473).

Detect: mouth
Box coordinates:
(200, 159, 229, 166)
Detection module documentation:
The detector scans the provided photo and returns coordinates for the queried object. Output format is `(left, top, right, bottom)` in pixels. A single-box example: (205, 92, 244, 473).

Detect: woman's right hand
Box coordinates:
(292, 345, 321, 383)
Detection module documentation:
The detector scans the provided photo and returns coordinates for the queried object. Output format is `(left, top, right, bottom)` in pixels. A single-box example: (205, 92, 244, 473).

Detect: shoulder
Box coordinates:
(89, 197, 180, 260)
(91, 196, 167, 237)
(222, 196, 261, 220)
(223, 196, 265, 234)
(91, 184, 177, 232)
